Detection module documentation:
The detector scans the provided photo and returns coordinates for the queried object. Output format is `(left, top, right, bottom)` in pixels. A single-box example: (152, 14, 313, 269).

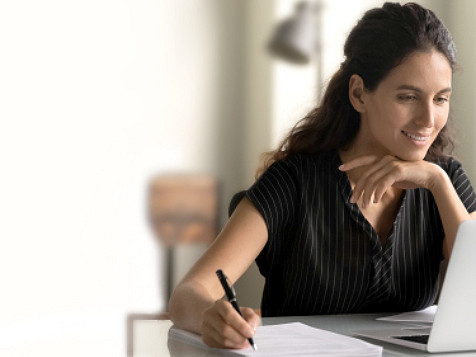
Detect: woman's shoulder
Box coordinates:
(433, 155, 464, 174)
(258, 151, 339, 185)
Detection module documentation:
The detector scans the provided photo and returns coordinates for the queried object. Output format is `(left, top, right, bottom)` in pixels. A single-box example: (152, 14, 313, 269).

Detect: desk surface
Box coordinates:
(129, 313, 476, 357)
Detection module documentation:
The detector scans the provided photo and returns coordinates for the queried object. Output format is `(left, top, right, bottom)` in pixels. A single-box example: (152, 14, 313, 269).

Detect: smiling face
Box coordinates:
(349, 50, 452, 161)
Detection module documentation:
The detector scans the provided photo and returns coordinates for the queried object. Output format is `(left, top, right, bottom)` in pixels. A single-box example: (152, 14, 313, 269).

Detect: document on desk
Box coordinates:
(169, 322, 382, 356)
(376, 305, 436, 324)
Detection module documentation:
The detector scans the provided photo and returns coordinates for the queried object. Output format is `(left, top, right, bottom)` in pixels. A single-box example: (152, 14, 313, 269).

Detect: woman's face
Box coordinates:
(358, 50, 452, 161)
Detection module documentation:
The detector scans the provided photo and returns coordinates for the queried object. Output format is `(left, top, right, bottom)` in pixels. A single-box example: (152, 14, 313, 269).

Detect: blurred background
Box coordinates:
(1, 0, 475, 356)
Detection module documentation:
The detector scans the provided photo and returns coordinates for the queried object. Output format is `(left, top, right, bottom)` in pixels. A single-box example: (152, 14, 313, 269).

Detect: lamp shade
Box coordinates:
(268, 1, 319, 64)
(148, 175, 218, 246)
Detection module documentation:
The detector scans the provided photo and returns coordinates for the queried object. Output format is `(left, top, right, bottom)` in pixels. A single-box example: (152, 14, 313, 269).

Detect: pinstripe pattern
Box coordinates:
(229, 151, 476, 317)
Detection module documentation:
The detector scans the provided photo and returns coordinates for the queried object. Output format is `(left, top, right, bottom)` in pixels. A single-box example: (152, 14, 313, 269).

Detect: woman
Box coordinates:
(169, 2, 476, 349)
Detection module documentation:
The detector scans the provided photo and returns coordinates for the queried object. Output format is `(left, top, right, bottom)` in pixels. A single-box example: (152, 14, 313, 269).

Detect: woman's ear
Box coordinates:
(348, 74, 367, 113)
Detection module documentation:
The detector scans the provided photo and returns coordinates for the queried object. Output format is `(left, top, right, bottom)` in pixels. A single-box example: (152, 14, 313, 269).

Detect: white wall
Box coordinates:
(0, 0, 204, 355)
(271, 0, 320, 149)
(445, 1, 476, 181)
(0, 1, 266, 355)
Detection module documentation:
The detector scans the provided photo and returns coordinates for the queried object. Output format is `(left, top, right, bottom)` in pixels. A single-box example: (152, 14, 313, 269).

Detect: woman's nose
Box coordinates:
(415, 102, 435, 128)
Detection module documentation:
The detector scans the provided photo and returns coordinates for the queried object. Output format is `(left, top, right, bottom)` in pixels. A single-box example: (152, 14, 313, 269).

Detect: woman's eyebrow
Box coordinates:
(396, 84, 452, 94)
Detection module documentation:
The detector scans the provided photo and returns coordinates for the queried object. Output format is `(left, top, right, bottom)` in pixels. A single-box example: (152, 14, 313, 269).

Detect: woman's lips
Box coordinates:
(401, 130, 431, 146)
(401, 130, 431, 141)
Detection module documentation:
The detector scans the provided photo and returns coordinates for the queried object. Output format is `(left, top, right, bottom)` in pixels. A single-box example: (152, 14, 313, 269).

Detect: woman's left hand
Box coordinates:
(339, 155, 444, 208)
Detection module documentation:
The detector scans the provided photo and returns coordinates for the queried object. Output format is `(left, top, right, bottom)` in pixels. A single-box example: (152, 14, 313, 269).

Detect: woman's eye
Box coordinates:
(435, 97, 449, 104)
(398, 94, 417, 101)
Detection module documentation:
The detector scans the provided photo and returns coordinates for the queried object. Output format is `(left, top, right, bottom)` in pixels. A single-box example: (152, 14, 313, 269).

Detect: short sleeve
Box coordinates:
(445, 158, 476, 213)
(228, 157, 301, 274)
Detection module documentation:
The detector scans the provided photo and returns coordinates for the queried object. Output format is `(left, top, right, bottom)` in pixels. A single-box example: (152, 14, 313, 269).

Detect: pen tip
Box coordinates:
(253, 344, 257, 351)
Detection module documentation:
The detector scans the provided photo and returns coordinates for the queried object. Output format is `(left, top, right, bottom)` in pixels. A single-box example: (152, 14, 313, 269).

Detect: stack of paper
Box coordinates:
(169, 322, 382, 356)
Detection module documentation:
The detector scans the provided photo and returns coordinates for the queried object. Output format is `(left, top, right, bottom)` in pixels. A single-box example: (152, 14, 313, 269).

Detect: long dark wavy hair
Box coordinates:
(257, 2, 456, 178)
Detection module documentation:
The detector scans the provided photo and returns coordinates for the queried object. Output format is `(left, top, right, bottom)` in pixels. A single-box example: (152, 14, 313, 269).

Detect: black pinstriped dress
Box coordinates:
(230, 150, 476, 317)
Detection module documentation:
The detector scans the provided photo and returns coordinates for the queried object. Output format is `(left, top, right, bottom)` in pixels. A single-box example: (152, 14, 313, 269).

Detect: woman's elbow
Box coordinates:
(168, 284, 183, 324)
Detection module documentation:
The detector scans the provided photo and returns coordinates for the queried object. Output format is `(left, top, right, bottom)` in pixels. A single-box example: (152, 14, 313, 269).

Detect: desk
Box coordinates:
(129, 313, 476, 357)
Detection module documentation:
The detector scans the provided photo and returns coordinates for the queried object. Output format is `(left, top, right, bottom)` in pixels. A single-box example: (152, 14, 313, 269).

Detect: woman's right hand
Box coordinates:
(200, 299, 260, 349)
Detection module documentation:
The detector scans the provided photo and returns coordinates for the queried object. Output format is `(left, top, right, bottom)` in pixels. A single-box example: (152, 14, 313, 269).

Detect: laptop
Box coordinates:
(355, 219, 476, 353)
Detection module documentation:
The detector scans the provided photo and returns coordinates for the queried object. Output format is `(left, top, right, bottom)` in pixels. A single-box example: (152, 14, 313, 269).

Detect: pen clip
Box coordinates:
(224, 274, 236, 298)
(216, 269, 236, 301)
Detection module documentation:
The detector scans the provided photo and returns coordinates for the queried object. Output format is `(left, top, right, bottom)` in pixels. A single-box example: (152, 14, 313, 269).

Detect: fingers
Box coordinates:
(217, 302, 255, 339)
(357, 163, 398, 208)
(373, 168, 404, 203)
(338, 155, 380, 172)
(201, 300, 257, 349)
(340, 155, 435, 208)
(202, 315, 250, 349)
(346, 156, 396, 207)
(241, 307, 261, 333)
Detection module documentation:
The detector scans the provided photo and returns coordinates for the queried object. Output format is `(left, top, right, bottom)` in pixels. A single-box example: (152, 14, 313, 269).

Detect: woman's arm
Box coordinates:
(168, 196, 267, 348)
(428, 169, 476, 259)
(339, 155, 476, 260)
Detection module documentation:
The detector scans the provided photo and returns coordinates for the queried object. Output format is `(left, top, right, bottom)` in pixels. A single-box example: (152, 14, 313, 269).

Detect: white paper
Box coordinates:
(169, 322, 382, 356)
(376, 305, 437, 323)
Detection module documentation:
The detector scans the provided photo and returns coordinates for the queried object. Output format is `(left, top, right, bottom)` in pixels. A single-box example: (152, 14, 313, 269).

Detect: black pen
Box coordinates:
(216, 269, 257, 351)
